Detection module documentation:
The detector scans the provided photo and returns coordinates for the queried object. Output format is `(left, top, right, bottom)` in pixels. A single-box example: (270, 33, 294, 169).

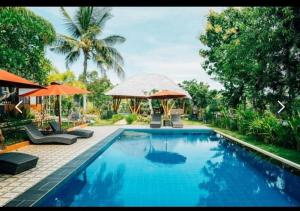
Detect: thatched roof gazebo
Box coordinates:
(106, 73, 191, 113)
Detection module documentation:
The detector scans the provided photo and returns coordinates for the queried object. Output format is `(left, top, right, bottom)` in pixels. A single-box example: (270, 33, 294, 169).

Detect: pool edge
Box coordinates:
(216, 129, 300, 171)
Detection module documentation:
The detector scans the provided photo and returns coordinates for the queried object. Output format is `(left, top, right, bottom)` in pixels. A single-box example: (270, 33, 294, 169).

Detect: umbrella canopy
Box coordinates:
(0, 69, 44, 89)
(19, 82, 90, 97)
(19, 82, 90, 131)
(148, 90, 186, 99)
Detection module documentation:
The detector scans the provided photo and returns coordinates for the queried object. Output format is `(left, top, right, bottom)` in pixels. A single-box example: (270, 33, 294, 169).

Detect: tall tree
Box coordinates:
(199, 7, 300, 113)
(79, 70, 113, 109)
(51, 7, 126, 83)
(0, 7, 56, 84)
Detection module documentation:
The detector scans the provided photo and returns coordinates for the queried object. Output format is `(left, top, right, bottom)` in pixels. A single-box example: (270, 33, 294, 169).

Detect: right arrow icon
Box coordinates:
(277, 101, 285, 114)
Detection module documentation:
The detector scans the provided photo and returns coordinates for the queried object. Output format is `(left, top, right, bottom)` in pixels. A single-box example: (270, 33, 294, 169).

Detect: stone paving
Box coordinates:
(0, 126, 121, 207)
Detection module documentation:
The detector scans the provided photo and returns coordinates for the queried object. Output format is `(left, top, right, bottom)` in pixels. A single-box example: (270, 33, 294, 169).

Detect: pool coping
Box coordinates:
(4, 127, 300, 206)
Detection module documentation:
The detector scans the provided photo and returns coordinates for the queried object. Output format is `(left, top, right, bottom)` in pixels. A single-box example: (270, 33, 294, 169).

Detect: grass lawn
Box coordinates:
(183, 119, 300, 165)
(90, 119, 114, 126)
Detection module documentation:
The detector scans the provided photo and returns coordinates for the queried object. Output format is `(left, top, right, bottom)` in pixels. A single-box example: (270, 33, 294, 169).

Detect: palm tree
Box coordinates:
(51, 7, 126, 82)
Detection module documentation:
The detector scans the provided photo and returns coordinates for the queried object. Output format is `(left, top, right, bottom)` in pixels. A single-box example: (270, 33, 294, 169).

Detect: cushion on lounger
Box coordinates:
(67, 129, 94, 138)
(0, 152, 38, 175)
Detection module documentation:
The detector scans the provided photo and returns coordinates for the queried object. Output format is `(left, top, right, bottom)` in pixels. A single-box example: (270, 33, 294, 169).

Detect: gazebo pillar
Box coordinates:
(128, 98, 143, 114)
(112, 97, 121, 113)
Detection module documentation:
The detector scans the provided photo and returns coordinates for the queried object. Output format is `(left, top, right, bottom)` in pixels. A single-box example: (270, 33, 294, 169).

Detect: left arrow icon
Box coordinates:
(15, 100, 23, 113)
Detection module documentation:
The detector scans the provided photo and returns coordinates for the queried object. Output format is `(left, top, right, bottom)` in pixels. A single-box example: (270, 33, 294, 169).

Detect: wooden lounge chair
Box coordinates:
(49, 121, 94, 138)
(0, 152, 38, 175)
(150, 114, 162, 128)
(171, 114, 183, 128)
(24, 124, 77, 145)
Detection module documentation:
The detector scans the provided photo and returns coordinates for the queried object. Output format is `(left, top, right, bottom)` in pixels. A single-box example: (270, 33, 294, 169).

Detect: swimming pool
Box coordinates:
(36, 129, 300, 207)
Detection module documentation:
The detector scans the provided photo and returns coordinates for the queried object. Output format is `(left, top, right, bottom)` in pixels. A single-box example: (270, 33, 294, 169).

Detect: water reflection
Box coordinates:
(43, 163, 125, 207)
(145, 136, 186, 165)
(81, 163, 125, 206)
(52, 170, 88, 207)
(198, 139, 300, 206)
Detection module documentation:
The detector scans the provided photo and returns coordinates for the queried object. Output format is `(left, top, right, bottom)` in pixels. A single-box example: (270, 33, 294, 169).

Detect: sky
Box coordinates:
(28, 7, 225, 90)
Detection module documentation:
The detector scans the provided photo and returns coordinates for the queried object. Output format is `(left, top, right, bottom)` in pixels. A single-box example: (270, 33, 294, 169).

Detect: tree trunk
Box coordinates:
(82, 53, 88, 114)
(83, 53, 88, 83)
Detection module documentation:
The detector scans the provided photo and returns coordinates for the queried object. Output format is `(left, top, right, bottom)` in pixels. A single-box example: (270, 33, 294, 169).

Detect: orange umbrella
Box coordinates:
(19, 82, 90, 97)
(148, 90, 186, 117)
(0, 69, 44, 89)
(20, 82, 90, 130)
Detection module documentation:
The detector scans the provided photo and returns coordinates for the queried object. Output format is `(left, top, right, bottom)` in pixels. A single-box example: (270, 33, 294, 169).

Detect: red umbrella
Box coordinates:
(20, 82, 90, 130)
(0, 69, 44, 89)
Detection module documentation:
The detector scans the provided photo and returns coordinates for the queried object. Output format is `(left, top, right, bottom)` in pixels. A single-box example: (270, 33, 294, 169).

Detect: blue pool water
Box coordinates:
(38, 129, 300, 207)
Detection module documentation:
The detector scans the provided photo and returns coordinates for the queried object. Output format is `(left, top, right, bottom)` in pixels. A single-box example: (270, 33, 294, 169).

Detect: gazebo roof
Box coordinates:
(106, 73, 192, 99)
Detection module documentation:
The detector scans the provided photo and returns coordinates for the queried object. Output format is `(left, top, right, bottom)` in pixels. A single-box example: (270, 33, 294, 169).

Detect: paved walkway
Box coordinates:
(0, 126, 120, 206)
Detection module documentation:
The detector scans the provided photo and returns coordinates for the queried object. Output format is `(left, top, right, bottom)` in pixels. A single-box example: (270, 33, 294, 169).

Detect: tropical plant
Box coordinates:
(136, 115, 151, 124)
(125, 114, 137, 124)
(51, 7, 126, 82)
(236, 106, 258, 135)
(249, 111, 282, 144)
(288, 112, 300, 151)
(0, 7, 56, 84)
(80, 71, 113, 110)
(111, 114, 124, 123)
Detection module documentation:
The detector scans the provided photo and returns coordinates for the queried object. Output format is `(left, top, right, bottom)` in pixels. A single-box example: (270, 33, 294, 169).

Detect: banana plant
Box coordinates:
(288, 112, 300, 151)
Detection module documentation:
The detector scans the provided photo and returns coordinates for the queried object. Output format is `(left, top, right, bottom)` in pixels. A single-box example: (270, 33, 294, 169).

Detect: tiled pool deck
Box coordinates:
(0, 126, 123, 206)
(0, 125, 209, 206)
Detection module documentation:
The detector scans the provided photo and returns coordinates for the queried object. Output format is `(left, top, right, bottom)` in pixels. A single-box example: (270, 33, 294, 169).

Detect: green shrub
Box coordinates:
(136, 115, 151, 124)
(236, 106, 258, 134)
(288, 112, 300, 151)
(112, 114, 124, 123)
(100, 109, 113, 119)
(249, 111, 282, 144)
(125, 114, 137, 124)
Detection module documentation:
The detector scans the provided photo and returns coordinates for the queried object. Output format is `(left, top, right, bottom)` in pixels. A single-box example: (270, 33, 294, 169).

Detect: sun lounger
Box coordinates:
(0, 152, 38, 175)
(171, 114, 183, 128)
(24, 124, 77, 145)
(150, 114, 162, 128)
(49, 121, 94, 138)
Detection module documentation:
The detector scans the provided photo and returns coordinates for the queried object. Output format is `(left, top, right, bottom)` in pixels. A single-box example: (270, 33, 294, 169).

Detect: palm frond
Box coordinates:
(60, 7, 82, 38)
(103, 35, 126, 46)
(93, 53, 107, 76)
(75, 7, 94, 32)
(65, 49, 81, 68)
(82, 25, 101, 40)
(94, 44, 124, 66)
(50, 34, 81, 54)
(92, 7, 113, 29)
(97, 46, 125, 78)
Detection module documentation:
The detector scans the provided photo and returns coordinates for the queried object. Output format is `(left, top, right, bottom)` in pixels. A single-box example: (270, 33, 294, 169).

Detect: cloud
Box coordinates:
(29, 7, 225, 90)
(121, 43, 224, 90)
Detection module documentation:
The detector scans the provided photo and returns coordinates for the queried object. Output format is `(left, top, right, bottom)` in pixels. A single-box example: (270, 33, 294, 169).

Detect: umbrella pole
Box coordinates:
(58, 95, 62, 131)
